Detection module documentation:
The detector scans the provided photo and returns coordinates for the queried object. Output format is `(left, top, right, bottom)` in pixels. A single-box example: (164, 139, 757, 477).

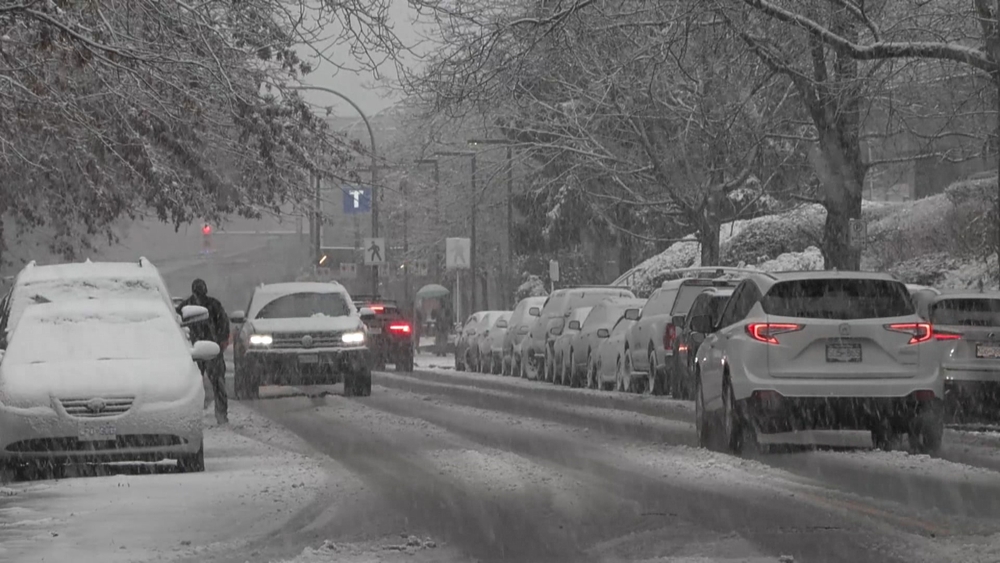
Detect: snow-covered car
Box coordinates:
(912, 290, 1000, 419)
(0, 258, 176, 348)
(527, 287, 636, 381)
(552, 306, 592, 385)
(624, 268, 748, 398)
(0, 299, 218, 477)
(504, 296, 545, 376)
(672, 287, 734, 399)
(230, 282, 372, 398)
(690, 272, 944, 455)
(476, 312, 512, 374)
(454, 312, 487, 371)
(591, 305, 643, 391)
(568, 297, 643, 387)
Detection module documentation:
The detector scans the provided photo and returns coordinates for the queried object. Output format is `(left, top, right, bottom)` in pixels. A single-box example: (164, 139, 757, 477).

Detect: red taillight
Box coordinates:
(745, 323, 803, 345)
(885, 322, 932, 344)
(912, 390, 936, 401)
(388, 324, 411, 334)
(663, 324, 677, 350)
(933, 330, 962, 341)
(371, 305, 385, 313)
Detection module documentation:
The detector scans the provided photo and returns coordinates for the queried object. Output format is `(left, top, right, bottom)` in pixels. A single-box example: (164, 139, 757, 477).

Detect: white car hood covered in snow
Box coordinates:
(0, 358, 199, 406)
(249, 316, 365, 334)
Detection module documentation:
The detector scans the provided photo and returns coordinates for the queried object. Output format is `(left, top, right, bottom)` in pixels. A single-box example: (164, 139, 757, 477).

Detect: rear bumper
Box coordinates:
(243, 347, 369, 385)
(733, 364, 943, 402)
(943, 366, 1000, 383)
(743, 392, 942, 433)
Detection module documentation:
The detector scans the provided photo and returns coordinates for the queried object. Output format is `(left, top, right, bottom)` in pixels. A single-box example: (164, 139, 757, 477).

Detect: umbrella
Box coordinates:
(415, 283, 450, 300)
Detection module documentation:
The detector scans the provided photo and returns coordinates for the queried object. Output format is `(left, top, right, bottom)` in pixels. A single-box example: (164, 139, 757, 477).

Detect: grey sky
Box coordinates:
(298, 0, 428, 121)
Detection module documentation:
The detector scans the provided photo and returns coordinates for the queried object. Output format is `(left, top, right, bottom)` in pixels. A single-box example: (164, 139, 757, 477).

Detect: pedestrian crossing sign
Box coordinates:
(363, 238, 386, 265)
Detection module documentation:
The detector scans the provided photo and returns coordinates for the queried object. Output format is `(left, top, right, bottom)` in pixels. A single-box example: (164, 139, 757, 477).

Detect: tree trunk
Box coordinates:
(698, 192, 722, 266)
(616, 205, 635, 275)
(815, 130, 865, 270)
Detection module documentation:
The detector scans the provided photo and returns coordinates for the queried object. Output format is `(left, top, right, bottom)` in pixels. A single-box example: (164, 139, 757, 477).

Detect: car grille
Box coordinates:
(5, 434, 186, 453)
(271, 331, 343, 349)
(59, 397, 134, 418)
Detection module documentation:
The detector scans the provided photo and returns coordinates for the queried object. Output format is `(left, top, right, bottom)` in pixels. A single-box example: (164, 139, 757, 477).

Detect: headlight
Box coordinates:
(342, 331, 365, 344)
(249, 334, 273, 346)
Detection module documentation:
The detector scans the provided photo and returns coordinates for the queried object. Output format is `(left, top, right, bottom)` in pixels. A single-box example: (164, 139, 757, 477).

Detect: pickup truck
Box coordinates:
(352, 295, 415, 372)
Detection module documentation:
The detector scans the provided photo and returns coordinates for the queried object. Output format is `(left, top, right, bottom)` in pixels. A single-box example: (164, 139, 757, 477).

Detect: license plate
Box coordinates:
(298, 354, 319, 364)
(79, 424, 117, 441)
(369, 327, 382, 335)
(826, 343, 862, 363)
(976, 344, 1000, 359)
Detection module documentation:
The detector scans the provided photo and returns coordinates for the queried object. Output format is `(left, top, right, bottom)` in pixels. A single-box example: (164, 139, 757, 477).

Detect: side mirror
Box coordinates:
(624, 308, 641, 321)
(191, 340, 221, 361)
(230, 310, 246, 325)
(483, 329, 490, 337)
(568, 320, 581, 330)
(672, 314, 686, 328)
(181, 305, 210, 327)
(690, 332, 706, 347)
(518, 326, 529, 335)
(359, 307, 376, 319)
(597, 328, 610, 338)
(496, 320, 508, 329)
(528, 307, 540, 316)
(549, 326, 563, 336)
(688, 315, 714, 334)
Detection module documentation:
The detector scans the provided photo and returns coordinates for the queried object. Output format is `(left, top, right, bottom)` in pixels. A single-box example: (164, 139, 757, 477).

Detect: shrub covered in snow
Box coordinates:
(752, 246, 825, 272)
(516, 274, 548, 301)
(721, 206, 824, 265)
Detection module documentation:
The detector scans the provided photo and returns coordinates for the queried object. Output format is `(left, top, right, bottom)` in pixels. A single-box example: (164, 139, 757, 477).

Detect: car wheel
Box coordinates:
(399, 351, 415, 373)
(492, 354, 502, 375)
(178, 442, 206, 473)
(623, 352, 642, 393)
(871, 418, 897, 451)
(344, 367, 373, 397)
(236, 362, 260, 401)
(722, 378, 757, 456)
(908, 408, 944, 456)
(454, 350, 464, 371)
(648, 350, 665, 396)
(480, 353, 490, 374)
(695, 373, 712, 449)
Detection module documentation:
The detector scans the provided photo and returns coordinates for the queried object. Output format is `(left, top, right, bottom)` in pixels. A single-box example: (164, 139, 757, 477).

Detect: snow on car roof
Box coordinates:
(18, 260, 161, 284)
(254, 282, 347, 297)
(19, 297, 173, 321)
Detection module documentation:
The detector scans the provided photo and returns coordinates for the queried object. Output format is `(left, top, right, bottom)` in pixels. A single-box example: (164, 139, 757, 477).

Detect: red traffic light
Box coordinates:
(202, 224, 212, 236)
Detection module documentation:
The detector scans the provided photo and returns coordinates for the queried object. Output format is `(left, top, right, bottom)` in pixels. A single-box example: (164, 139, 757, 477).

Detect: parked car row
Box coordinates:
(449, 267, 1000, 457)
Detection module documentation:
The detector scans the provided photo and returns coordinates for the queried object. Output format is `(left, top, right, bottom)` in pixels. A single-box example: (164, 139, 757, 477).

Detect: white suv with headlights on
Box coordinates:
(690, 271, 944, 456)
(230, 282, 371, 399)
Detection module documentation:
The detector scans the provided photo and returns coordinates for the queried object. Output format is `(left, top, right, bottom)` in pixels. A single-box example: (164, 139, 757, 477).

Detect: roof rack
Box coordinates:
(658, 267, 770, 286)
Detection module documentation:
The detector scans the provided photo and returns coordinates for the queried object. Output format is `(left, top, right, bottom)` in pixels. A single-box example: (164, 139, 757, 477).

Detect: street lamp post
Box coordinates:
(286, 85, 380, 294)
(434, 150, 478, 312)
(468, 139, 516, 307)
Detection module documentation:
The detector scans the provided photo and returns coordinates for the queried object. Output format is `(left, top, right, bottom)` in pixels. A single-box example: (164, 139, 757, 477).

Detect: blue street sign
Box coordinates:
(342, 186, 372, 215)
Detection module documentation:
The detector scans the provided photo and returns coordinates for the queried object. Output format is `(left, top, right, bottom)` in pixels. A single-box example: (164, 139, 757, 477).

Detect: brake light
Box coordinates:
(885, 322, 932, 344)
(745, 323, 803, 344)
(663, 323, 676, 350)
(912, 390, 936, 401)
(388, 324, 411, 334)
(933, 330, 962, 341)
(371, 305, 385, 313)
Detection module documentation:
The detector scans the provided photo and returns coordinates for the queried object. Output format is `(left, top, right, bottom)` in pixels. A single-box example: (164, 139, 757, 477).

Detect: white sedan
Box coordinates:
(0, 298, 219, 478)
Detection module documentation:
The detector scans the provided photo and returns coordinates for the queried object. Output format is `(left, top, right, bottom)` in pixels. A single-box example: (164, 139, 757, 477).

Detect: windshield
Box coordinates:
(255, 292, 351, 319)
(6, 310, 186, 364)
(763, 279, 913, 320)
(930, 298, 1000, 327)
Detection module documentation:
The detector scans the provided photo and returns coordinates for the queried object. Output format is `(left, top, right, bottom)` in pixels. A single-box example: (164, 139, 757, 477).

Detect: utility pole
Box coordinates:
(314, 173, 322, 265)
(434, 151, 479, 312)
(467, 138, 517, 308)
(401, 177, 410, 313)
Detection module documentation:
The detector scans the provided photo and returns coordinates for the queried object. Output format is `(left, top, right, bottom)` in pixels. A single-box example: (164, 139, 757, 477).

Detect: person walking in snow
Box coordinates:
(177, 278, 231, 424)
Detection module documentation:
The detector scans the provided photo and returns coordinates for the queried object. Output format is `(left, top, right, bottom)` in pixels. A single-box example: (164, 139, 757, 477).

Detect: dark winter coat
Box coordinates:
(177, 295, 230, 345)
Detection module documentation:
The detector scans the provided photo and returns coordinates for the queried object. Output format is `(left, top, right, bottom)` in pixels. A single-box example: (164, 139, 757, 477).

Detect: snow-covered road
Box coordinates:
(5, 356, 1000, 562)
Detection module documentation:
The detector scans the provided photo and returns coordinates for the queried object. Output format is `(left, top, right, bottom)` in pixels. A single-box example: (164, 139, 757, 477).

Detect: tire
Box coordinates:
(544, 350, 554, 383)
(397, 351, 415, 373)
(721, 378, 757, 455)
(236, 360, 260, 401)
(909, 408, 944, 456)
(178, 442, 206, 473)
(491, 354, 502, 375)
(344, 368, 373, 397)
(454, 351, 465, 372)
(648, 350, 665, 396)
(695, 373, 713, 449)
(669, 363, 683, 399)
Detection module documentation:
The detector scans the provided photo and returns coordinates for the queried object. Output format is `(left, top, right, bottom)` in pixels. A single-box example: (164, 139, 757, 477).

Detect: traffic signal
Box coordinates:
(201, 223, 212, 253)
(202, 224, 212, 236)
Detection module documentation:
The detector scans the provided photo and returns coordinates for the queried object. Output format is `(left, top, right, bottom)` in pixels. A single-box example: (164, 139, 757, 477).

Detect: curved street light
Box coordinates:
(287, 85, 380, 294)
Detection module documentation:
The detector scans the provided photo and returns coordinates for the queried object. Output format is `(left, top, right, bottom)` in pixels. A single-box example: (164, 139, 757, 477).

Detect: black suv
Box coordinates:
(353, 295, 415, 372)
